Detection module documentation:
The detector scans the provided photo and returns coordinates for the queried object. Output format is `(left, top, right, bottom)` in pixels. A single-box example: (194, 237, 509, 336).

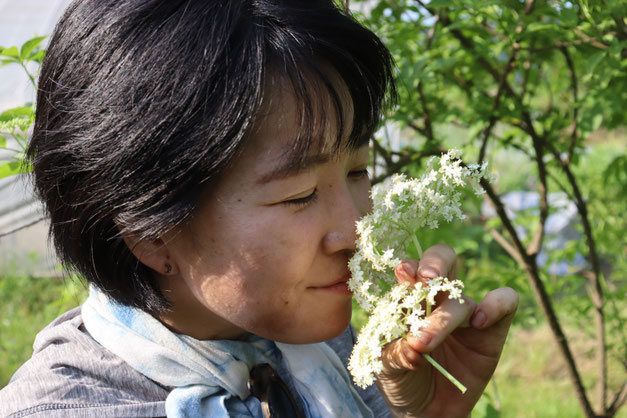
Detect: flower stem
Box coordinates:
(411, 232, 423, 259)
(423, 354, 467, 393)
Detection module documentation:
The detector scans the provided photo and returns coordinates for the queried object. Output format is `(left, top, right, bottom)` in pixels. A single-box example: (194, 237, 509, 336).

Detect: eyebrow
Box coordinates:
(256, 152, 332, 185)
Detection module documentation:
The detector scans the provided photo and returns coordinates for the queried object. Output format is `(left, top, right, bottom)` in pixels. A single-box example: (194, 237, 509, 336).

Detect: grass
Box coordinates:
(0, 274, 87, 387)
(478, 323, 627, 418)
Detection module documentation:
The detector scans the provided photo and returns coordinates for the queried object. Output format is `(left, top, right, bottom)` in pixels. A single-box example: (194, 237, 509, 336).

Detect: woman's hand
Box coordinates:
(375, 244, 518, 418)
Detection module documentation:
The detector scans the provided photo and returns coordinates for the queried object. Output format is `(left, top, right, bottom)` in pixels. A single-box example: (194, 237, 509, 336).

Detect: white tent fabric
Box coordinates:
(0, 0, 71, 275)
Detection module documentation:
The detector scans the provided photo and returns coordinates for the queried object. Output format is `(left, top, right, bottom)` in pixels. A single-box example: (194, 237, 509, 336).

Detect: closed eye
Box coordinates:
(282, 189, 318, 208)
(348, 169, 369, 179)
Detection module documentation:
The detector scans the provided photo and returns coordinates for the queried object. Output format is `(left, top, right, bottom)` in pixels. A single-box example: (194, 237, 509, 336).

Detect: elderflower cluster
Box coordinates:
(347, 149, 491, 389)
(348, 278, 464, 387)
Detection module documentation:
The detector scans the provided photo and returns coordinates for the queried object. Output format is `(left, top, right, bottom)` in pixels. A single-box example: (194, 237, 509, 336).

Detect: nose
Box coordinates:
(322, 181, 370, 255)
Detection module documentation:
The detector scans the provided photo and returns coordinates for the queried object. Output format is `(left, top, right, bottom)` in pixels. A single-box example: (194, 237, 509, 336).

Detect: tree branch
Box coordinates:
(0, 216, 46, 238)
(607, 383, 627, 416)
(540, 138, 608, 413)
(478, 49, 518, 164)
(560, 46, 579, 164)
(525, 121, 549, 258)
(486, 227, 526, 267)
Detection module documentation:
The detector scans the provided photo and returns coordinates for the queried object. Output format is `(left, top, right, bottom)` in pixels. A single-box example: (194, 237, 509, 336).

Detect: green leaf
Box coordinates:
(591, 113, 603, 131)
(0, 161, 22, 179)
(0, 135, 6, 148)
(428, 0, 455, 8)
(0, 107, 34, 122)
(20, 36, 46, 60)
(0, 46, 19, 58)
(27, 50, 46, 64)
(0, 57, 19, 66)
(587, 51, 606, 74)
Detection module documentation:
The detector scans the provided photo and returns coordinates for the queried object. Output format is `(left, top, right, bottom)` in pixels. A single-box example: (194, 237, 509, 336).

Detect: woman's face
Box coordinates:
(158, 84, 372, 344)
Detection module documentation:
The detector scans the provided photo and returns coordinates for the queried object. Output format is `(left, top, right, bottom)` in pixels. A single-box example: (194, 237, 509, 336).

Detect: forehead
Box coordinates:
(245, 70, 356, 166)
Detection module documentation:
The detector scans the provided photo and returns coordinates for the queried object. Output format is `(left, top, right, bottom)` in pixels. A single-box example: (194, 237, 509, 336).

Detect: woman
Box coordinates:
(0, 0, 517, 416)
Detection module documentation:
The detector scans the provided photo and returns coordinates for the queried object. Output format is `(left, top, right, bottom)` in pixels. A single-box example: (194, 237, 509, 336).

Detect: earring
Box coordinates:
(165, 263, 172, 274)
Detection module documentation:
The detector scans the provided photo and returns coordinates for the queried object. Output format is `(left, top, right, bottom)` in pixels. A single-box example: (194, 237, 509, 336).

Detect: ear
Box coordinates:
(121, 233, 179, 276)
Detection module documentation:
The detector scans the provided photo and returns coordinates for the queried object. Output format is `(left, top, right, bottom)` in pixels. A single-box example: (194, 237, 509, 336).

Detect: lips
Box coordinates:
(309, 272, 352, 294)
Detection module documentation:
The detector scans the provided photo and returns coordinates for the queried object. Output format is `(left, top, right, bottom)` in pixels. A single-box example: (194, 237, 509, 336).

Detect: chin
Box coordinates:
(275, 305, 353, 344)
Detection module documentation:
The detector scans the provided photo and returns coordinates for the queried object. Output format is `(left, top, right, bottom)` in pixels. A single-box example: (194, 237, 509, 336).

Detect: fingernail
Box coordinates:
(419, 266, 438, 279)
(399, 262, 416, 278)
(419, 332, 432, 347)
(472, 311, 486, 329)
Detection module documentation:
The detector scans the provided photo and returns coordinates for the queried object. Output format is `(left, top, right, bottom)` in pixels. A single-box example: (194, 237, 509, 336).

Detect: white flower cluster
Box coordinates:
(347, 149, 490, 389)
(348, 277, 464, 387)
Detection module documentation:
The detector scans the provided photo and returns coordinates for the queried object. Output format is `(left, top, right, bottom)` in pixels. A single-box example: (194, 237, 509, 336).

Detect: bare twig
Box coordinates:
(521, 37, 609, 52)
(608, 383, 627, 416)
(524, 114, 549, 257)
(415, 12, 439, 143)
(486, 227, 525, 266)
(574, 28, 611, 50)
(478, 50, 518, 164)
(407, 120, 429, 138)
(560, 46, 579, 164)
(371, 138, 394, 167)
(0, 216, 46, 238)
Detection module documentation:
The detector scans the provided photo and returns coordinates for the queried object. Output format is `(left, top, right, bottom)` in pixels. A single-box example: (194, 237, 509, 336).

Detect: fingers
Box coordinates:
(394, 260, 420, 285)
(419, 244, 457, 279)
(470, 287, 519, 329)
(406, 295, 478, 353)
(394, 244, 458, 286)
(380, 336, 423, 371)
(380, 295, 476, 373)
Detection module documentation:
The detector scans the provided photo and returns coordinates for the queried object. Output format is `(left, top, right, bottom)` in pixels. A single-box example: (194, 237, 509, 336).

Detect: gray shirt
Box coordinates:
(0, 307, 390, 417)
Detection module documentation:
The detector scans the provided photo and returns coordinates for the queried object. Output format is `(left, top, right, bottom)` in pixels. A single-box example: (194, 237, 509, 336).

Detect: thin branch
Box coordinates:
(574, 28, 611, 50)
(407, 120, 429, 138)
(486, 227, 525, 266)
(417, 83, 435, 142)
(524, 0, 535, 15)
(560, 46, 579, 164)
(415, 12, 439, 143)
(0, 216, 46, 238)
(371, 148, 442, 184)
(540, 138, 608, 413)
(521, 37, 609, 52)
(608, 383, 627, 416)
(525, 118, 549, 257)
(371, 138, 394, 166)
(478, 49, 518, 164)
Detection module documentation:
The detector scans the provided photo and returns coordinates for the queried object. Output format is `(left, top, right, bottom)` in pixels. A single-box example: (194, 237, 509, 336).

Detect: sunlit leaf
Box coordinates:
(0, 46, 19, 58)
(20, 35, 46, 60)
(0, 107, 34, 122)
(0, 161, 22, 179)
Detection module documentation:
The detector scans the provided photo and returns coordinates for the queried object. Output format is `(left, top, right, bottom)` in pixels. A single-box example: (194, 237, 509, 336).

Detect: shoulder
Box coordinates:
(0, 307, 168, 418)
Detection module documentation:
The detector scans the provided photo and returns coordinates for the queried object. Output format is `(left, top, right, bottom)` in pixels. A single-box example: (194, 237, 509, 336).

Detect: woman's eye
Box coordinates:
(349, 169, 369, 179)
(283, 189, 318, 208)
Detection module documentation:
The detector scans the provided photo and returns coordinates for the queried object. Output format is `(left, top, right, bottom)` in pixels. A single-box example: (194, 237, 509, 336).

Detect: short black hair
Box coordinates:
(28, 0, 396, 313)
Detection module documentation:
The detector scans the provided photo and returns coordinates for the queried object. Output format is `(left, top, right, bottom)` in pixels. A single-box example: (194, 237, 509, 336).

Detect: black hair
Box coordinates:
(28, 0, 396, 313)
